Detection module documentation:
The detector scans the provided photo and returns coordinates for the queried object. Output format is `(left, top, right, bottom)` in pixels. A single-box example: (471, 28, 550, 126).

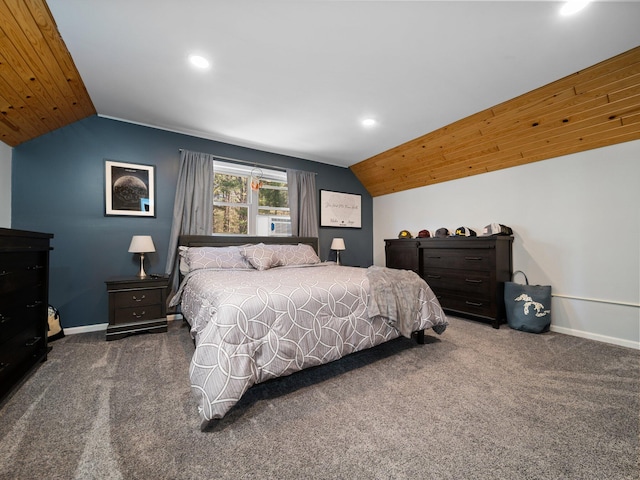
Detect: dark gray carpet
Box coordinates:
(0, 316, 638, 480)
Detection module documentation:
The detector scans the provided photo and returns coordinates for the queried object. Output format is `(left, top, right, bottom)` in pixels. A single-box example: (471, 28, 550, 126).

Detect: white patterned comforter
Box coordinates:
(177, 264, 447, 425)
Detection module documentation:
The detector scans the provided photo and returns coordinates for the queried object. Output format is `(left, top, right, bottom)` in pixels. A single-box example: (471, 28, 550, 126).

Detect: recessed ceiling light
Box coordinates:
(362, 118, 377, 127)
(188, 54, 210, 69)
(559, 0, 591, 16)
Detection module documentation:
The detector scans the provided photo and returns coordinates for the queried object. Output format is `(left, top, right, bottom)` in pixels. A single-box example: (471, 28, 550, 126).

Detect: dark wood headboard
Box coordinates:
(178, 235, 319, 254)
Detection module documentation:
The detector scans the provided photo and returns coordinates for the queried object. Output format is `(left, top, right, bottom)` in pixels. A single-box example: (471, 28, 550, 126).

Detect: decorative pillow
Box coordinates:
(185, 246, 254, 271)
(240, 243, 321, 270)
(270, 243, 321, 267)
(240, 244, 279, 271)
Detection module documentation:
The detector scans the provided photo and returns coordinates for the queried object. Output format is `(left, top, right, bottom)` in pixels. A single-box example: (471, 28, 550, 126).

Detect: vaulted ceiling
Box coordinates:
(0, 0, 94, 147)
(1, 1, 639, 196)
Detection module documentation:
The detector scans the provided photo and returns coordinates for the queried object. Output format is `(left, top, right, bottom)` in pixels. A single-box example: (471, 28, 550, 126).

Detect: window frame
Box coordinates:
(212, 161, 289, 236)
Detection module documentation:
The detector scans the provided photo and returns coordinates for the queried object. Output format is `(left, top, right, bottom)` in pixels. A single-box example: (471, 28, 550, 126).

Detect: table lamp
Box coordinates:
(128, 235, 156, 277)
(331, 238, 346, 265)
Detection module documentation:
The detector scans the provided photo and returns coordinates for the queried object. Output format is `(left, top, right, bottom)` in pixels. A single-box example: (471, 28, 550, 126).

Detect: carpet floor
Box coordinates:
(0, 316, 638, 480)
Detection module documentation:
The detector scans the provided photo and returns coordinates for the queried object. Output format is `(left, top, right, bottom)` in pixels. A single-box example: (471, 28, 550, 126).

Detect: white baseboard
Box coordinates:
(63, 314, 183, 336)
(550, 325, 640, 350)
(63, 323, 108, 335)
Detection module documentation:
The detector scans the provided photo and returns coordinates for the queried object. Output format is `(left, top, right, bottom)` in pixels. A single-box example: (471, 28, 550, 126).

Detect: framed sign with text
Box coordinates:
(319, 190, 361, 228)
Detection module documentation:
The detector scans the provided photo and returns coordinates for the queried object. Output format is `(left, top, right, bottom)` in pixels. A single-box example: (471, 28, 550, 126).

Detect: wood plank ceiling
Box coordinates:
(0, 0, 638, 199)
(351, 46, 640, 197)
(0, 0, 94, 147)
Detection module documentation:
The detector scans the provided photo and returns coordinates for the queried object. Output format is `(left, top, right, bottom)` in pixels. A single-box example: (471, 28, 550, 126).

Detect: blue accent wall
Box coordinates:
(12, 116, 372, 328)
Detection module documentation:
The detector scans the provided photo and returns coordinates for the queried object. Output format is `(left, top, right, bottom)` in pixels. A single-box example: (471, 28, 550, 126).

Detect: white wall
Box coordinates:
(0, 142, 11, 228)
(373, 140, 640, 349)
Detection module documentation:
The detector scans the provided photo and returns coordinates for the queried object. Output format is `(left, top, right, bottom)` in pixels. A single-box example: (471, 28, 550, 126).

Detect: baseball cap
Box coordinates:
(482, 223, 513, 236)
(435, 228, 450, 238)
(455, 227, 477, 237)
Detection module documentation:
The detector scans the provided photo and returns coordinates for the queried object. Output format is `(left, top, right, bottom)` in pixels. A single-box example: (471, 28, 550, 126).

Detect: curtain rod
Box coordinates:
(178, 149, 316, 175)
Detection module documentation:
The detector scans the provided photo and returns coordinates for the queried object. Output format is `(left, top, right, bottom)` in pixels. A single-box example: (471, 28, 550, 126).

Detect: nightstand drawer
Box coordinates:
(113, 304, 163, 324)
(114, 288, 162, 309)
(106, 276, 169, 341)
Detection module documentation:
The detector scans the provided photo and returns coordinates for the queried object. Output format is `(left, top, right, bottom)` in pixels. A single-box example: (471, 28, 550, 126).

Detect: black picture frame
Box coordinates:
(105, 160, 155, 217)
(319, 190, 361, 228)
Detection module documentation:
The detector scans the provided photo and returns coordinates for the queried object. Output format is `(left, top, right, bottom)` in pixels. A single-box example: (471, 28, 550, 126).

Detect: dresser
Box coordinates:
(385, 236, 513, 328)
(105, 276, 169, 341)
(0, 228, 53, 402)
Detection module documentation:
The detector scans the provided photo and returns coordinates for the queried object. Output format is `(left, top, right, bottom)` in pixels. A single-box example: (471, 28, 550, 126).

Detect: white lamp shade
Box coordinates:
(128, 235, 156, 253)
(330, 238, 346, 251)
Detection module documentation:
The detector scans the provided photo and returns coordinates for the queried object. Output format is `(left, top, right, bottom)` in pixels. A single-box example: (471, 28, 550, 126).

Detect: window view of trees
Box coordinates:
(212, 162, 290, 235)
(213, 173, 249, 234)
(258, 180, 288, 217)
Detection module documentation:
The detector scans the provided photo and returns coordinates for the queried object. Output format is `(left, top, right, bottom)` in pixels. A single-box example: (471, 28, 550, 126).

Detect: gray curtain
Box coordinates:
(165, 150, 214, 297)
(286, 169, 318, 237)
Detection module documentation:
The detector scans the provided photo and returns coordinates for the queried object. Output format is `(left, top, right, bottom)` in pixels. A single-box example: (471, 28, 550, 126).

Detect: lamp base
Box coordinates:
(336, 251, 341, 266)
(137, 253, 148, 278)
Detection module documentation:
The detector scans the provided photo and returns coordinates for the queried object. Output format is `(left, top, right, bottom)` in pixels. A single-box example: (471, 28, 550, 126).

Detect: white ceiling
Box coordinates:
(47, 0, 640, 168)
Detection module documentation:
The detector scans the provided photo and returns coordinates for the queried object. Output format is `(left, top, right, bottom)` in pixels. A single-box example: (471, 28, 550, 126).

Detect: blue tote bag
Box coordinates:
(504, 271, 552, 333)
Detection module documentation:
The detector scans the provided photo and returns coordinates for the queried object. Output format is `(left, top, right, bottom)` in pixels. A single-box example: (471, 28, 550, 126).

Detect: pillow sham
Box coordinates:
(240, 243, 321, 270)
(185, 246, 254, 271)
(270, 243, 321, 267)
(240, 244, 279, 271)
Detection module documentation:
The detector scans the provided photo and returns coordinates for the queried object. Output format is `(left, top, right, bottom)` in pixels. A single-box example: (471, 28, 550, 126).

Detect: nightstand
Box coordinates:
(105, 276, 169, 341)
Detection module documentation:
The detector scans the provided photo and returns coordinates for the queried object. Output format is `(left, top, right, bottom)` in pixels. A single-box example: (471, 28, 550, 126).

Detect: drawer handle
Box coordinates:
(26, 301, 43, 308)
(465, 279, 483, 284)
(465, 300, 484, 307)
(132, 311, 146, 319)
(25, 336, 42, 347)
(0, 270, 11, 277)
(0, 314, 10, 324)
(465, 256, 483, 261)
(427, 274, 441, 279)
(132, 295, 146, 302)
(426, 256, 441, 259)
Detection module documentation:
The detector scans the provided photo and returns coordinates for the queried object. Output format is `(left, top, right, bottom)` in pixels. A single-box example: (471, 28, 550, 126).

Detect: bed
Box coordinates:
(171, 235, 447, 429)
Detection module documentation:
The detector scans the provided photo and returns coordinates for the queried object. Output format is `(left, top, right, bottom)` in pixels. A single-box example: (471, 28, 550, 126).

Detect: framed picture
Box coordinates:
(105, 160, 155, 217)
(320, 190, 361, 228)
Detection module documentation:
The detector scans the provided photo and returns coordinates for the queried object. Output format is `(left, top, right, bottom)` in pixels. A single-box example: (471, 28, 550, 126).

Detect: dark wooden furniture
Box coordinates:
(385, 236, 513, 328)
(0, 228, 53, 402)
(105, 276, 169, 341)
(384, 238, 421, 273)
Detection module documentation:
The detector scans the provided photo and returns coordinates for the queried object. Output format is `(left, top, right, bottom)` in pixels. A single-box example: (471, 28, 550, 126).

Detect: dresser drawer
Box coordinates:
(113, 304, 163, 324)
(0, 291, 47, 346)
(436, 292, 497, 319)
(114, 288, 162, 309)
(0, 328, 46, 391)
(0, 252, 47, 295)
(423, 269, 492, 297)
(422, 248, 493, 272)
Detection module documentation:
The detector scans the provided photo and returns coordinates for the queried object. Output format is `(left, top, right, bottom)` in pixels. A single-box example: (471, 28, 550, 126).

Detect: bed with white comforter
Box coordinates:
(171, 236, 447, 428)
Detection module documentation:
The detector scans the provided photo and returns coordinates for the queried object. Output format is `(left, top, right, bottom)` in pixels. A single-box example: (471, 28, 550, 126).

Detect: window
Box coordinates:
(213, 161, 290, 235)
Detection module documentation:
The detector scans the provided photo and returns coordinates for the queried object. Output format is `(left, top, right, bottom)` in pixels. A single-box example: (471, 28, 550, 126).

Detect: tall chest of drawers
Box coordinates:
(385, 236, 513, 328)
(0, 228, 53, 402)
